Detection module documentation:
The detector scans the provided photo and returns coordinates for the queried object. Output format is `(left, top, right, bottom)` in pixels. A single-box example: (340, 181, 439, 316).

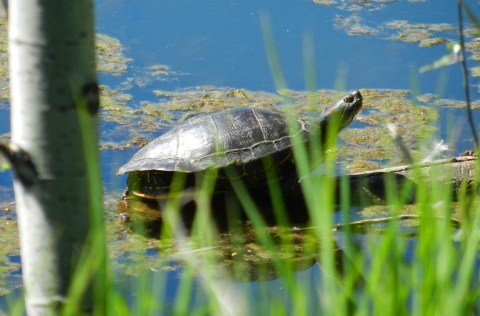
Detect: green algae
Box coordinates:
(100, 132, 151, 150)
(465, 38, 480, 60)
(419, 38, 449, 47)
(0, 216, 21, 296)
(432, 99, 480, 110)
(0, 19, 8, 99)
(334, 15, 378, 37)
(417, 93, 439, 104)
(99, 85, 135, 129)
(122, 65, 187, 90)
(427, 23, 457, 33)
(314, 0, 393, 12)
(0, 31, 135, 104)
(472, 67, 480, 77)
(338, 89, 439, 169)
(95, 34, 133, 76)
(153, 87, 280, 115)
(335, 16, 458, 48)
(100, 85, 132, 110)
(312, 0, 337, 5)
(135, 102, 174, 120)
(395, 29, 432, 43)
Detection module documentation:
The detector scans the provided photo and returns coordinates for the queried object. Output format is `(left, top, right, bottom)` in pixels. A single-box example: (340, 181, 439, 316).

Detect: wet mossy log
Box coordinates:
(340, 156, 477, 205)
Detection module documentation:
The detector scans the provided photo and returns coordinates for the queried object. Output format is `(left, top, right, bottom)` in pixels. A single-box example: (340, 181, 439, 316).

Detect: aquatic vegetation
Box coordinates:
(432, 99, 480, 109)
(339, 89, 439, 169)
(95, 34, 133, 75)
(328, 4, 479, 81)
(465, 38, 480, 60)
(135, 102, 174, 120)
(0, 215, 21, 296)
(334, 15, 459, 49)
(153, 86, 281, 114)
(0, 19, 8, 100)
(395, 29, 431, 43)
(416, 93, 439, 104)
(334, 15, 378, 36)
(427, 23, 457, 33)
(471, 67, 480, 77)
(386, 20, 428, 30)
(385, 20, 456, 46)
(120, 65, 188, 90)
(419, 38, 449, 47)
(315, 0, 393, 12)
(312, 0, 337, 6)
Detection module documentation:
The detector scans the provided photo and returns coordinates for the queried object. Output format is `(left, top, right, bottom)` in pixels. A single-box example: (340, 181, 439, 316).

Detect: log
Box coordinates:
(339, 156, 477, 205)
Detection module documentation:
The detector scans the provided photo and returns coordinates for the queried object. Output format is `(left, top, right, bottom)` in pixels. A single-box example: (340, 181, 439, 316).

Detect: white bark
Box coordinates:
(9, 0, 98, 314)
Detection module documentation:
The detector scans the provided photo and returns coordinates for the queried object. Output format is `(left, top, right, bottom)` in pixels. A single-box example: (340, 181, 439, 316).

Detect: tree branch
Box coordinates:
(458, 0, 478, 149)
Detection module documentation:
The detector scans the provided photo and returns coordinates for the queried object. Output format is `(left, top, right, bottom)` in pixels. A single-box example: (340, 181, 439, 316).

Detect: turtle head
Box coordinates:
(316, 90, 363, 146)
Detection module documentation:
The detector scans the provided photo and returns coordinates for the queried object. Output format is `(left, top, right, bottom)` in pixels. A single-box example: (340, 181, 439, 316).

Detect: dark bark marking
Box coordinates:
(82, 82, 99, 115)
(0, 143, 38, 186)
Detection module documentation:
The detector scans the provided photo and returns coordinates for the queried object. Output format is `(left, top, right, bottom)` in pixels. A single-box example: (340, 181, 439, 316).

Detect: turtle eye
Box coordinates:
(343, 95, 354, 103)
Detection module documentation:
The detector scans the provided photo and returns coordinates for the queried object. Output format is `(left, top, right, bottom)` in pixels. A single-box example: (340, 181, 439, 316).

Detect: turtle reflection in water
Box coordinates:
(117, 90, 363, 213)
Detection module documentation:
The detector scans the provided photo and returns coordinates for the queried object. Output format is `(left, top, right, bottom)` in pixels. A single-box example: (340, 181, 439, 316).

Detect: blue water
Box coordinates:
(95, 0, 477, 100)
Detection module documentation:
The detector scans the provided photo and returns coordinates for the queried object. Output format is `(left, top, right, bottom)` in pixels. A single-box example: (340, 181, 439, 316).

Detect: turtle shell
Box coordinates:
(118, 108, 309, 174)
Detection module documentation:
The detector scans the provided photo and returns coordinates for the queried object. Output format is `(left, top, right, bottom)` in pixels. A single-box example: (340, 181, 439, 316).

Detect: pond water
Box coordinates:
(1, 0, 480, 313)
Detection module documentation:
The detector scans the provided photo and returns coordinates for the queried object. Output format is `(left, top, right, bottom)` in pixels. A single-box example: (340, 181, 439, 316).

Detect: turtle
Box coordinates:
(117, 90, 363, 200)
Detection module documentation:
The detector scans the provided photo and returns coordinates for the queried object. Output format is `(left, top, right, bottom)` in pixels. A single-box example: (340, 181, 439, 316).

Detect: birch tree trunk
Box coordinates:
(8, 0, 98, 314)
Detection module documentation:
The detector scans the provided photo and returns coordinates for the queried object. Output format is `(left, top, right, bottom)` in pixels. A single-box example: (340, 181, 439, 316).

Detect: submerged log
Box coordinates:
(339, 156, 477, 205)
